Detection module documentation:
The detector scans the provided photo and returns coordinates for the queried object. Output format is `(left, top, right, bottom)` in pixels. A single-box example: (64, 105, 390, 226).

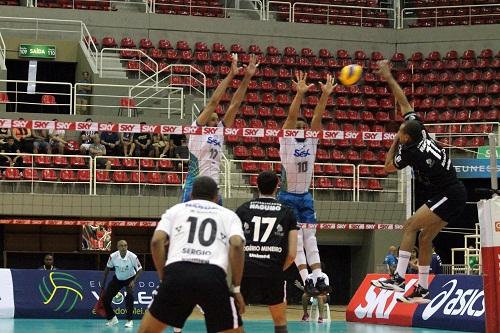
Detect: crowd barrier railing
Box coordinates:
(402, 3, 500, 27)
(0, 152, 92, 194)
(0, 79, 73, 114)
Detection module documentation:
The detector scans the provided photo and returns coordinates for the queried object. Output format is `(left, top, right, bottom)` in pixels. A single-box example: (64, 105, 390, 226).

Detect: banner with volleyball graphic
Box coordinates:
(10, 269, 160, 319)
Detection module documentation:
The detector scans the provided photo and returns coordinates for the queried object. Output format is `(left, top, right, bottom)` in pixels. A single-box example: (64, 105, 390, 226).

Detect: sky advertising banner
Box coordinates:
(347, 273, 485, 332)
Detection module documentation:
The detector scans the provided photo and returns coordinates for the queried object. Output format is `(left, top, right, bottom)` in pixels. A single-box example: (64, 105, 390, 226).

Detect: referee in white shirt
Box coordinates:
(101, 239, 143, 328)
(138, 176, 246, 333)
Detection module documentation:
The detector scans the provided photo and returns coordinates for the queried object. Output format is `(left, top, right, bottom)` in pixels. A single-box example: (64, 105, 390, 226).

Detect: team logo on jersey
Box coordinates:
(219, 232, 227, 243)
(426, 159, 435, 167)
(175, 225, 183, 233)
(274, 224, 284, 237)
(293, 146, 311, 157)
(243, 222, 250, 232)
(207, 137, 221, 147)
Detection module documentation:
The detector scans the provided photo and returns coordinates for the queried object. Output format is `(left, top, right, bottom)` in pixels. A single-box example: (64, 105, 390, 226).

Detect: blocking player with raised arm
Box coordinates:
(278, 71, 336, 295)
(236, 171, 298, 333)
(138, 176, 246, 333)
(182, 54, 258, 203)
(371, 60, 467, 303)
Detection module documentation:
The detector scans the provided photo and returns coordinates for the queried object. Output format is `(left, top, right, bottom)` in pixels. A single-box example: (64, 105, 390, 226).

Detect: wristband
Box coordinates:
(233, 286, 241, 293)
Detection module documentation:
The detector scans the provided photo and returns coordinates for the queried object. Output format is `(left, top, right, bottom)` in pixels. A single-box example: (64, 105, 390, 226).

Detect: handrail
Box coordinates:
(80, 23, 99, 73)
(74, 82, 184, 117)
(402, 3, 500, 27)
(0, 79, 73, 114)
(0, 152, 92, 194)
(153, 0, 264, 19)
(266, 1, 291, 21)
(99, 48, 158, 84)
(288, 2, 395, 27)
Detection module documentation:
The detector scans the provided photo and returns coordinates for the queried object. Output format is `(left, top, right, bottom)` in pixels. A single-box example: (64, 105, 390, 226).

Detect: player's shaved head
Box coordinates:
(191, 176, 219, 201)
(401, 120, 424, 143)
(257, 171, 279, 195)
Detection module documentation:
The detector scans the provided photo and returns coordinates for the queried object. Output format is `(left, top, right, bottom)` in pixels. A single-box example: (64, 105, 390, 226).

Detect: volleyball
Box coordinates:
(338, 64, 363, 86)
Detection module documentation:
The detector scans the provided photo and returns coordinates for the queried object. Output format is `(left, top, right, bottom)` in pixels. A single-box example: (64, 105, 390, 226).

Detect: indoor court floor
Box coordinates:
(0, 306, 469, 333)
(0, 319, 469, 333)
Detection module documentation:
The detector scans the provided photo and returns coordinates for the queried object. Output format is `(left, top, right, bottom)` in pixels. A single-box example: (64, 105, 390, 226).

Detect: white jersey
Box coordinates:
(106, 250, 142, 281)
(186, 121, 224, 186)
(279, 137, 318, 193)
(156, 199, 245, 273)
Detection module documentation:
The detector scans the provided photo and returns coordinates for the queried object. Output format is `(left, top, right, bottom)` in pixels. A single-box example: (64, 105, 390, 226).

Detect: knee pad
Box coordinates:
(303, 229, 321, 265)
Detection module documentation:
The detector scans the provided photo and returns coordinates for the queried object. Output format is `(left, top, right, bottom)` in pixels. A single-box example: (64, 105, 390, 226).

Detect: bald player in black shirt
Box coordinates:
(371, 60, 467, 304)
(236, 171, 298, 333)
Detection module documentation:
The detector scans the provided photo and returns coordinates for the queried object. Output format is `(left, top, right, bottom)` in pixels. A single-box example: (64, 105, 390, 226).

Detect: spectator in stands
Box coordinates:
(174, 138, 189, 170)
(12, 118, 33, 153)
(90, 135, 111, 170)
(407, 247, 419, 274)
(121, 132, 135, 157)
(151, 134, 167, 158)
(32, 129, 52, 154)
(39, 254, 58, 270)
(430, 246, 443, 274)
(100, 125, 120, 156)
(467, 245, 479, 274)
(49, 118, 68, 154)
(383, 245, 398, 275)
(0, 136, 22, 167)
(0, 128, 11, 145)
(133, 123, 152, 157)
(80, 118, 96, 154)
(76, 71, 92, 115)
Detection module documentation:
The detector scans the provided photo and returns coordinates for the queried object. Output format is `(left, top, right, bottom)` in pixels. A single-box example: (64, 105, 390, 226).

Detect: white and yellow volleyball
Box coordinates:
(338, 64, 363, 86)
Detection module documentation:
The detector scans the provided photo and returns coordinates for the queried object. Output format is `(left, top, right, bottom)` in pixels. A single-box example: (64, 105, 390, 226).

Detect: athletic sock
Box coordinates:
(299, 269, 309, 284)
(312, 268, 322, 283)
(418, 266, 430, 289)
(275, 325, 288, 333)
(396, 250, 411, 278)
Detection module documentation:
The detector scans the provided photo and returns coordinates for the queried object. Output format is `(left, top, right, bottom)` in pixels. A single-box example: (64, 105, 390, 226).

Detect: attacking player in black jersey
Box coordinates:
(371, 60, 467, 304)
(236, 171, 298, 333)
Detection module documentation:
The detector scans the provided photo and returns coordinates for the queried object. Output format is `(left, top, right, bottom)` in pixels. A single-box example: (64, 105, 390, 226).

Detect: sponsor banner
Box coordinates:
(0, 118, 396, 139)
(0, 269, 15, 318)
(413, 275, 485, 332)
(452, 158, 500, 179)
(0, 219, 157, 227)
(348, 274, 485, 332)
(347, 274, 422, 326)
(11, 269, 160, 319)
(0, 219, 404, 230)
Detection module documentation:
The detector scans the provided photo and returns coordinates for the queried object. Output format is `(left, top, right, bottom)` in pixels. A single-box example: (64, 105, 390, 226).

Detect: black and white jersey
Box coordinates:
(235, 197, 298, 277)
(156, 200, 244, 273)
(394, 112, 459, 192)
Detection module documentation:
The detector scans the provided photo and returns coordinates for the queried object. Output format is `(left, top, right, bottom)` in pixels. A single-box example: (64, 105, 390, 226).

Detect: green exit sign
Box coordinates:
(477, 146, 500, 159)
(19, 44, 56, 59)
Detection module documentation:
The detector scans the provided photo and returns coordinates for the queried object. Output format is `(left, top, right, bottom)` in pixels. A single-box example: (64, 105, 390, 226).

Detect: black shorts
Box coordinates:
(426, 182, 467, 224)
(148, 262, 242, 333)
(241, 276, 286, 306)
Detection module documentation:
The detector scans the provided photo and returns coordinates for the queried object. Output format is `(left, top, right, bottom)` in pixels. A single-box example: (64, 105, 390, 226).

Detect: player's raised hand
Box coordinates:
(292, 71, 314, 94)
(375, 60, 392, 80)
(319, 73, 337, 95)
(244, 53, 259, 78)
(229, 53, 241, 77)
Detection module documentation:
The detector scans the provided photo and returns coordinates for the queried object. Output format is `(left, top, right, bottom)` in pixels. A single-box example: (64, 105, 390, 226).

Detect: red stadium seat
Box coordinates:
(60, 169, 77, 182)
(41, 94, 56, 104)
(96, 170, 110, 182)
(146, 172, 162, 184)
(122, 158, 138, 169)
(5, 168, 21, 180)
(316, 178, 333, 189)
(77, 170, 90, 182)
(165, 173, 181, 184)
(233, 146, 249, 159)
(42, 169, 58, 181)
(22, 168, 38, 180)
